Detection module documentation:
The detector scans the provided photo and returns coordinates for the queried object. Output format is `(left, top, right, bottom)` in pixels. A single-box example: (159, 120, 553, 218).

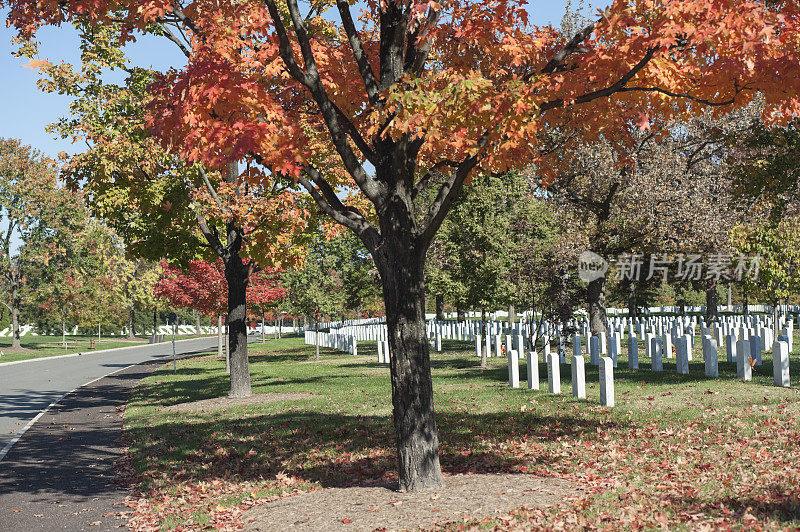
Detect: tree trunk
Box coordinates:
(10, 272, 21, 350)
(128, 305, 136, 339)
(377, 244, 444, 492)
(508, 303, 515, 334)
(705, 283, 719, 324)
(218, 314, 224, 358)
(224, 255, 252, 398)
(435, 294, 444, 322)
(480, 307, 488, 368)
(586, 276, 608, 337)
(727, 281, 732, 310)
(315, 319, 320, 361)
(153, 308, 158, 340)
(195, 310, 201, 335)
(743, 285, 749, 316)
(456, 306, 465, 323)
(627, 286, 638, 319)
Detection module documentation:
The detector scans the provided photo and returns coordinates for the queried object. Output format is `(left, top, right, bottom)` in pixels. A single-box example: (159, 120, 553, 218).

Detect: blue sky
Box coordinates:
(0, 1, 582, 160)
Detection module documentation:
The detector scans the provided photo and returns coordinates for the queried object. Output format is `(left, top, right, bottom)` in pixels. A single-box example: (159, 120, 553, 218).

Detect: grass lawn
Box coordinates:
(0, 334, 215, 363)
(124, 336, 800, 530)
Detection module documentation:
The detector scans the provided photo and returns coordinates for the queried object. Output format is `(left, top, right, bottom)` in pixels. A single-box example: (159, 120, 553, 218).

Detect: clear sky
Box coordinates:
(0, 1, 583, 160)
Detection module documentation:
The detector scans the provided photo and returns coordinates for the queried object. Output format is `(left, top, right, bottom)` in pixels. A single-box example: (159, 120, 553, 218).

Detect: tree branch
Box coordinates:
(537, 19, 597, 77)
(336, 0, 379, 105)
(157, 22, 191, 58)
(539, 47, 659, 112)
(298, 165, 381, 253)
(419, 134, 489, 248)
(404, 8, 440, 75)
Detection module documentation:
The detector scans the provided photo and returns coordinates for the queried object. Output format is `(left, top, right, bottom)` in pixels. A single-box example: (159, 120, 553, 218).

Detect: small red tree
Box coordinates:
(154, 259, 285, 318)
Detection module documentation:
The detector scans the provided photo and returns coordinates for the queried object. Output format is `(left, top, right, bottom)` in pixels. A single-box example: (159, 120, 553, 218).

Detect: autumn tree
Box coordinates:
(9, 0, 800, 490)
(0, 138, 87, 348)
(25, 23, 309, 397)
(155, 259, 286, 321)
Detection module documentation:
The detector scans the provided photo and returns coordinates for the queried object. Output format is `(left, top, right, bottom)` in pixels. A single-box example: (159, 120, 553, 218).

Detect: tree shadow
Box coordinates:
(122, 408, 625, 491)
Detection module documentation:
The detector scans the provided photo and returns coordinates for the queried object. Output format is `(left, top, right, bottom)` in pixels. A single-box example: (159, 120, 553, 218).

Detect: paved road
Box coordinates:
(0, 361, 167, 531)
(0, 337, 219, 458)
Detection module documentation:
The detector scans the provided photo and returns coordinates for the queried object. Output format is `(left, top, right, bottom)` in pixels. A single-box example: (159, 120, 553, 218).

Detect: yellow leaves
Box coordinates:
(23, 58, 51, 70)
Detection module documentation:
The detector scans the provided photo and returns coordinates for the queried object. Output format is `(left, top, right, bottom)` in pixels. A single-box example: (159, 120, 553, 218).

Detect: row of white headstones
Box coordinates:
(309, 318, 793, 408)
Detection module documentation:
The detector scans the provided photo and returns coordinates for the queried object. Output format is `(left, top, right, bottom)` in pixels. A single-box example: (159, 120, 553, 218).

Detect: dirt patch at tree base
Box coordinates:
(162, 393, 315, 413)
(242, 473, 577, 531)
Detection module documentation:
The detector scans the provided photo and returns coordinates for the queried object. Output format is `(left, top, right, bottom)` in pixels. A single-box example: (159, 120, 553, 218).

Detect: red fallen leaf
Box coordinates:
(341, 518, 352, 524)
(12, 509, 21, 512)
(704, 390, 714, 395)
(647, 396, 655, 401)
(661, 392, 672, 396)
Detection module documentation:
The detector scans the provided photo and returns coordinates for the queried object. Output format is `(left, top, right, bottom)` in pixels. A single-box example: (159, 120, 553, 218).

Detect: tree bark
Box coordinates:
(224, 254, 252, 398)
(128, 305, 136, 339)
(10, 271, 20, 350)
(586, 276, 608, 337)
(727, 281, 732, 310)
(456, 306, 465, 323)
(195, 310, 201, 335)
(705, 283, 719, 324)
(218, 314, 224, 358)
(435, 294, 444, 322)
(743, 285, 749, 316)
(627, 286, 638, 319)
(153, 308, 158, 341)
(315, 319, 320, 361)
(376, 242, 445, 492)
(480, 307, 488, 368)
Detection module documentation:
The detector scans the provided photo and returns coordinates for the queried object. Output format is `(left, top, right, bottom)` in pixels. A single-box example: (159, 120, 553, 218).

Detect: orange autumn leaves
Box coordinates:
(5, 0, 800, 209)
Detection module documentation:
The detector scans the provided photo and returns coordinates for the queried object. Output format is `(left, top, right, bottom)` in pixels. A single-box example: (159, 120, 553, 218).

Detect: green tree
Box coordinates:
(283, 238, 347, 360)
(0, 138, 86, 348)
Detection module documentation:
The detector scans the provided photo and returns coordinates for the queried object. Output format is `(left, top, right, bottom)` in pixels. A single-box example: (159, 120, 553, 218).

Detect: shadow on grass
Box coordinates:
(125, 408, 620, 490)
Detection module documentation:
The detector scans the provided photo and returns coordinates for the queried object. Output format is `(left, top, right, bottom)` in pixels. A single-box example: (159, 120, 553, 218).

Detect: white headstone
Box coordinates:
(725, 334, 736, 363)
(508, 348, 520, 388)
(773, 340, 790, 387)
(627, 336, 638, 369)
(547, 353, 561, 394)
(599, 356, 614, 407)
(527, 351, 539, 390)
(703, 337, 718, 378)
(676, 336, 690, 375)
(590, 335, 600, 365)
(651, 337, 663, 372)
(750, 335, 762, 366)
(571, 354, 586, 399)
(609, 335, 619, 368)
(736, 339, 752, 381)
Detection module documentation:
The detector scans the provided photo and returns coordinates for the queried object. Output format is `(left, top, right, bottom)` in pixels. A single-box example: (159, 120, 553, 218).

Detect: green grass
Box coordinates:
(124, 335, 800, 530)
(0, 334, 215, 363)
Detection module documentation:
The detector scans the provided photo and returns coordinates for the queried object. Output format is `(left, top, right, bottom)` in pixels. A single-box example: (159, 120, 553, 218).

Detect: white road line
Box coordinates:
(0, 361, 144, 464)
(0, 336, 216, 368)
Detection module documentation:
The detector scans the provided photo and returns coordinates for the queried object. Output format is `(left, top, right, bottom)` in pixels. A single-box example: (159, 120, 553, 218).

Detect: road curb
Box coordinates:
(0, 335, 218, 368)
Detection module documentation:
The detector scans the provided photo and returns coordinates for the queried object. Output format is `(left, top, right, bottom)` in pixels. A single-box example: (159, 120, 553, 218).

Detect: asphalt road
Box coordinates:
(0, 336, 220, 459)
(0, 360, 167, 530)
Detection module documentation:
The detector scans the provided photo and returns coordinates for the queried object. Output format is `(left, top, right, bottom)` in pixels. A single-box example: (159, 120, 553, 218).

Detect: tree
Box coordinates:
(282, 238, 347, 360)
(9, 0, 800, 490)
(155, 259, 286, 320)
(27, 23, 310, 397)
(0, 138, 86, 348)
(426, 171, 529, 366)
